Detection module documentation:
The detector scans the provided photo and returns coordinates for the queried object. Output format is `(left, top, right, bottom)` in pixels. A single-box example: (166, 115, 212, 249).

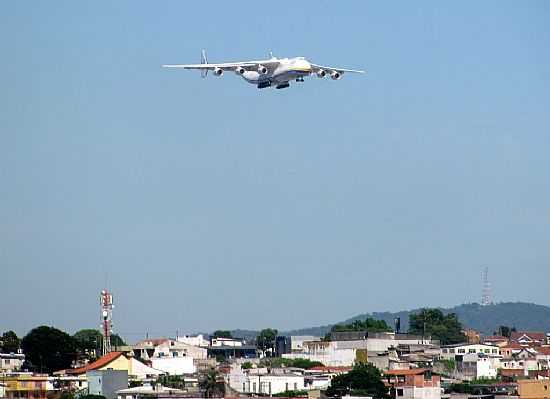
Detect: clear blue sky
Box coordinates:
(1, 1, 549, 342)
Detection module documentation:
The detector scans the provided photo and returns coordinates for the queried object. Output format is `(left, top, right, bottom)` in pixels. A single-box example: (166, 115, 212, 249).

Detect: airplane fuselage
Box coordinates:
(240, 57, 312, 89)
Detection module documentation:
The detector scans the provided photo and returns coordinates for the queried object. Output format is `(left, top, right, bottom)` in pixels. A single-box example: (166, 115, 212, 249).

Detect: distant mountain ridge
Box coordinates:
(230, 302, 550, 340)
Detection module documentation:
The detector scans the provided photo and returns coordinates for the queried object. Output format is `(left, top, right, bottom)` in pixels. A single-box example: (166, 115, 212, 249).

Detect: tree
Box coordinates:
(326, 363, 389, 398)
(495, 326, 516, 338)
(73, 329, 102, 355)
(256, 328, 278, 356)
(241, 361, 253, 369)
(199, 368, 224, 398)
(409, 309, 466, 345)
(331, 319, 393, 333)
(212, 330, 232, 339)
(21, 326, 77, 373)
(1, 331, 21, 353)
(110, 334, 126, 348)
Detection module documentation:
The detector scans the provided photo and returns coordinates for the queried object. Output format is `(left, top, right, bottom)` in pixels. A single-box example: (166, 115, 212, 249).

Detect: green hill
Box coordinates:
(281, 302, 550, 337)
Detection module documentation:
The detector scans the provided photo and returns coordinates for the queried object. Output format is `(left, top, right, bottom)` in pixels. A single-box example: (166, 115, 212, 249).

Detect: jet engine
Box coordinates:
(257, 65, 268, 75)
(316, 69, 327, 78)
(330, 71, 342, 80)
(213, 67, 223, 76)
(235, 66, 245, 76)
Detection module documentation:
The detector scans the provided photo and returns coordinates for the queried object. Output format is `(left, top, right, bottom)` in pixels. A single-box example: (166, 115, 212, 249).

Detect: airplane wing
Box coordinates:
(310, 63, 366, 74)
(162, 60, 280, 72)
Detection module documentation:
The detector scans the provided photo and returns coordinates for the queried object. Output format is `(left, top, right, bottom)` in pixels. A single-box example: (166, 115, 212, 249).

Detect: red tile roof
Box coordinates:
(66, 351, 125, 375)
(535, 347, 550, 355)
(511, 332, 546, 342)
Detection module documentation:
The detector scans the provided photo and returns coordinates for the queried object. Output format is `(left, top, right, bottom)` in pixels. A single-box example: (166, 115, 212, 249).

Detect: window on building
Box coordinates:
(397, 389, 404, 397)
(450, 349, 455, 354)
(243, 383, 246, 392)
(469, 349, 476, 354)
(458, 349, 466, 354)
(442, 349, 448, 353)
(294, 383, 298, 391)
(492, 349, 498, 354)
(285, 383, 289, 392)
(253, 383, 257, 393)
(485, 349, 490, 353)
(173, 352, 178, 357)
(5, 359, 10, 365)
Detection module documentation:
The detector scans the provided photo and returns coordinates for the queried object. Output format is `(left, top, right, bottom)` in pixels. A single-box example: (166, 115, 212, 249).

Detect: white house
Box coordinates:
(133, 338, 207, 375)
(440, 344, 500, 359)
(227, 365, 305, 395)
(290, 336, 321, 353)
(211, 337, 243, 347)
(176, 334, 209, 347)
(0, 352, 25, 372)
(283, 340, 361, 367)
(458, 353, 501, 380)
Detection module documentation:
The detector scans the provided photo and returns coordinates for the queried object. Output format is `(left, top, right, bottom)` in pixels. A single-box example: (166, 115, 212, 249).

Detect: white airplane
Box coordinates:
(163, 50, 365, 89)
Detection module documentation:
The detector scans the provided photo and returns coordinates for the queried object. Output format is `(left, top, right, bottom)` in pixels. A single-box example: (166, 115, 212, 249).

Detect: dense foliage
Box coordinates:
(1, 330, 21, 353)
(256, 328, 278, 356)
(22, 326, 77, 373)
(272, 390, 308, 397)
(331, 318, 393, 333)
(212, 330, 233, 339)
(409, 309, 465, 345)
(199, 368, 225, 398)
(326, 364, 389, 399)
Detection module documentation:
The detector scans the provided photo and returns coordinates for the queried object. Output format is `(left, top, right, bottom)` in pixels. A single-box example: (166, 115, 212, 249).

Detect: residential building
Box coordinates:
(63, 351, 164, 380)
(87, 370, 128, 399)
(276, 336, 291, 357)
(0, 352, 25, 372)
(133, 338, 208, 374)
(385, 369, 441, 399)
(440, 343, 500, 359)
(2, 373, 48, 399)
(456, 353, 501, 380)
(117, 384, 189, 399)
(134, 338, 207, 361)
(511, 332, 548, 348)
(463, 329, 481, 345)
(285, 334, 436, 367)
(501, 343, 523, 358)
(210, 337, 243, 347)
(482, 336, 510, 347)
(290, 336, 321, 353)
(176, 334, 209, 347)
(227, 365, 305, 395)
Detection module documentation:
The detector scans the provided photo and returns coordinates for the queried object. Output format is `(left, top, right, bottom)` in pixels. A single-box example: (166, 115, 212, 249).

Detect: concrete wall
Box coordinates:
(518, 380, 550, 399)
(151, 357, 195, 375)
(87, 370, 128, 399)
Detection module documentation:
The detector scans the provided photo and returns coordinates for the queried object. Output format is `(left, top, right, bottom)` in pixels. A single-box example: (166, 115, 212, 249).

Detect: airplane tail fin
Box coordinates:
(201, 49, 208, 78)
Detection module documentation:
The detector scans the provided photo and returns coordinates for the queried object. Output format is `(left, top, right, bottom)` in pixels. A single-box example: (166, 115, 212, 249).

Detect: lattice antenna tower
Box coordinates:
(100, 290, 114, 356)
(481, 267, 492, 306)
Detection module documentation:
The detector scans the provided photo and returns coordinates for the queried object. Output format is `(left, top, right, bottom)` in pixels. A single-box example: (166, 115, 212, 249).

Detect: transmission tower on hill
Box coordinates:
(481, 267, 492, 306)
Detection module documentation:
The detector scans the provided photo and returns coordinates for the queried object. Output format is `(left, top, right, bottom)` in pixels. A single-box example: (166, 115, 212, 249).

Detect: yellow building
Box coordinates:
(2, 374, 48, 399)
(518, 379, 550, 399)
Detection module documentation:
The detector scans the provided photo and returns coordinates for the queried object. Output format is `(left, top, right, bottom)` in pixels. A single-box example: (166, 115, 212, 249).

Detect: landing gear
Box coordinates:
(257, 80, 272, 89)
(276, 82, 290, 89)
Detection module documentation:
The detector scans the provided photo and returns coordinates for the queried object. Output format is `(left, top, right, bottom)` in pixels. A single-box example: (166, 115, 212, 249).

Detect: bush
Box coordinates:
(272, 390, 308, 397)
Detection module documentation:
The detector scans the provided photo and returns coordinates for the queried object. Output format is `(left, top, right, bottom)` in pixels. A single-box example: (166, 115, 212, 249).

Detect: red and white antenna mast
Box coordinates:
(100, 290, 114, 356)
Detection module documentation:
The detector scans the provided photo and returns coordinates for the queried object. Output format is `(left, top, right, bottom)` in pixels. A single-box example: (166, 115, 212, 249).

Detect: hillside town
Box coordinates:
(2, 292, 550, 399)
